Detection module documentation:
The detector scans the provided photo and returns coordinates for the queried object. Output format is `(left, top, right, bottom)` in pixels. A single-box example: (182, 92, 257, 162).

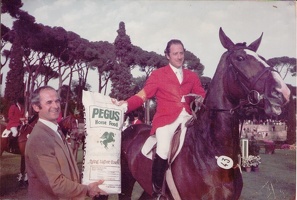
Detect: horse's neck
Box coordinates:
(203, 87, 241, 158)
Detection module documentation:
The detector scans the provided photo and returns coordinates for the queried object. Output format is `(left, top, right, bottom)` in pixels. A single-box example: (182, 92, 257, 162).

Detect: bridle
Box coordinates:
(214, 48, 274, 114)
(189, 47, 275, 117)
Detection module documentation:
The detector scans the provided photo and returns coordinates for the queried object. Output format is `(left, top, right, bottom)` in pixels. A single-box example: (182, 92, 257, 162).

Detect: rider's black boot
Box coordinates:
(9, 136, 18, 153)
(8, 135, 15, 152)
(152, 154, 168, 198)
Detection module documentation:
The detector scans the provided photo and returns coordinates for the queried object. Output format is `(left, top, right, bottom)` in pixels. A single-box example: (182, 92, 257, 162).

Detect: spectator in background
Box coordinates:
(2, 97, 25, 150)
(131, 110, 143, 125)
(5, 97, 25, 137)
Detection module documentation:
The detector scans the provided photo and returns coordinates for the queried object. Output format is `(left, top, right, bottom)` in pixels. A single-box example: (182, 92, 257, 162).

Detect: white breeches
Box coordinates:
(155, 109, 191, 159)
(10, 127, 18, 137)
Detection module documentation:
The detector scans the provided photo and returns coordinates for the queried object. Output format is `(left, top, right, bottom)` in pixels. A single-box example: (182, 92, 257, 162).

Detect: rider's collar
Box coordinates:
(169, 64, 182, 74)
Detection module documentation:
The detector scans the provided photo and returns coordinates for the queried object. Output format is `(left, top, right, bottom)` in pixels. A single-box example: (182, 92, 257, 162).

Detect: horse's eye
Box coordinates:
(236, 56, 245, 61)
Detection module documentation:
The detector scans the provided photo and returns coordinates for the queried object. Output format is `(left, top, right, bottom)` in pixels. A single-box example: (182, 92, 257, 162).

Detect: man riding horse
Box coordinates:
(114, 28, 290, 200)
(2, 97, 25, 152)
(112, 39, 206, 198)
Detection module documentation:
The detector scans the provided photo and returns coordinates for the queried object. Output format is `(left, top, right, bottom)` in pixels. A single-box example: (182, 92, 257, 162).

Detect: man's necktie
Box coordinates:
(57, 127, 67, 145)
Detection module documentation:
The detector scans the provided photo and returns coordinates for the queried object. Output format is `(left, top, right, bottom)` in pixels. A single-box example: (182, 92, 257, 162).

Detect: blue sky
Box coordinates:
(1, 0, 296, 93)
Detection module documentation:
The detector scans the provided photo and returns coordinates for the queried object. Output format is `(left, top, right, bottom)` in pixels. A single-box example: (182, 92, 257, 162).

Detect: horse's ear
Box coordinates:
(248, 33, 263, 52)
(219, 27, 234, 50)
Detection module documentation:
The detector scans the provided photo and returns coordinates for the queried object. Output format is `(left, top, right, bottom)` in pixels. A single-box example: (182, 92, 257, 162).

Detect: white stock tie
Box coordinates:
(175, 70, 185, 102)
(175, 70, 183, 84)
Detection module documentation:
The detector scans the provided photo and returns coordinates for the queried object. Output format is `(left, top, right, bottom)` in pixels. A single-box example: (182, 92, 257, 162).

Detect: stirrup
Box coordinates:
(152, 185, 168, 200)
(152, 184, 161, 196)
(153, 193, 168, 200)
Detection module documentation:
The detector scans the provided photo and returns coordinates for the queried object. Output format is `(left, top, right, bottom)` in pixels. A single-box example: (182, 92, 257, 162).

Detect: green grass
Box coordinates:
(1, 147, 295, 199)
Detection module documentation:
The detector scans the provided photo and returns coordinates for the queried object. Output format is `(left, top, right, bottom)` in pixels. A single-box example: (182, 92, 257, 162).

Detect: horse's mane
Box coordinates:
(183, 109, 217, 167)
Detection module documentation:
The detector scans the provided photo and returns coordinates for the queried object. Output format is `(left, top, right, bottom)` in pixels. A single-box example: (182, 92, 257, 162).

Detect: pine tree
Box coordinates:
(4, 36, 24, 103)
(110, 22, 134, 100)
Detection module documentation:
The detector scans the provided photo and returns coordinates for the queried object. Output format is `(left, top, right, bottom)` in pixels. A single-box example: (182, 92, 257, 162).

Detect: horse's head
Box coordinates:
(216, 27, 290, 116)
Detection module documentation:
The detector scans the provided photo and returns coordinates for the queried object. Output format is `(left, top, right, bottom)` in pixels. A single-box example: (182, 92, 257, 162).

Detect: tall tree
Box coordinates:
(4, 35, 24, 103)
(132, 46, 167, 79)
(88, 41, 115, 94)
(0, 24, 12, 89)
(1, 0, 23, 18)
(285, 84, 296, 144)
(184, 50, 205, 76)
(267, 56, 296, 79)
(17, 14, 51, 113)
(1, 0, 24, 102)
(110, 21, 134, 100)
(1, 24, 13, 71)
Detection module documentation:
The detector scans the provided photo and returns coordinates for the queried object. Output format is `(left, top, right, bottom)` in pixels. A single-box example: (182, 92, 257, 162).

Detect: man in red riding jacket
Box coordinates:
(1, 97, 25, 151)
(6, 97, 25, 137)
(113, 39, 206, 197)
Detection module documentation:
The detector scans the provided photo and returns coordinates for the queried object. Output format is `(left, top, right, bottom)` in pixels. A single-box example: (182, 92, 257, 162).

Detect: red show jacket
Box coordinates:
(127, 65, 205, 134)
(7, 104, 25, 130)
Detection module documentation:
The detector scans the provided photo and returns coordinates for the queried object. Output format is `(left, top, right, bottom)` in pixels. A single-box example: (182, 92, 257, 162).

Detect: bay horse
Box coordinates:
(119, 28, 290, 200)
(0, 114, 39, 156)
(0, 114, 38, 187)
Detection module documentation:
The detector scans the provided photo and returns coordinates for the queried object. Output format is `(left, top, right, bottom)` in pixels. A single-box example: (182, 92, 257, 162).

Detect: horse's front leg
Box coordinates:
(0, 137, 8, 156)
(18, 155, 28, 188)
(17, 140, 28, 188)
(118, 153, 137, 200)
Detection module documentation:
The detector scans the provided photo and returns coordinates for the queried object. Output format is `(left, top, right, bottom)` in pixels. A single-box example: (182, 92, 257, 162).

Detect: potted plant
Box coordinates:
(241, 157, 252, 172)
(249, 155, 261, 171)
(241, 155, 261, 172)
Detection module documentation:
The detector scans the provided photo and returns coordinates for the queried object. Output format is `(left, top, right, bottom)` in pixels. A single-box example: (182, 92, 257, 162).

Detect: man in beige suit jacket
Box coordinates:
(25, 86, 107, 199)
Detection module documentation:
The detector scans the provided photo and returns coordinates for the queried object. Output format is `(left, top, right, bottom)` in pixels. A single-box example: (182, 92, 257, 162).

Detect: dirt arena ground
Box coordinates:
(0, 147, 295, 200)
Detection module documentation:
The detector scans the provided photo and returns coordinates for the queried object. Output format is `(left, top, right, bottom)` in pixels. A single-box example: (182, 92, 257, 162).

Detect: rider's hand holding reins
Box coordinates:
(194, 95, 204, 110)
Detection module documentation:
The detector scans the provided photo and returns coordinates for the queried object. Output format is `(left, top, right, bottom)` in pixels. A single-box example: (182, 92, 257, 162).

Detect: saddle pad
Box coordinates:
(1, 129, 11, 138)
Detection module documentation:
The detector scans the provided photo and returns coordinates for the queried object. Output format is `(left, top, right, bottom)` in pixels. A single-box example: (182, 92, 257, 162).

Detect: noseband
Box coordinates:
(227, 50, 272, 107)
